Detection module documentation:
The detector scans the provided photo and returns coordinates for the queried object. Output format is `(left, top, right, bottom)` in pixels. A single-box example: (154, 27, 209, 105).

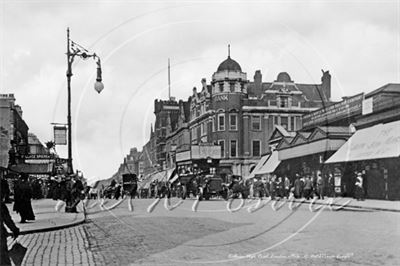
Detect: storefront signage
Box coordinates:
(192, 145, 221, 159)
(23, 154, 56, 164)
(214, 95, 228, 102)
(22, 154, 53, 160)
(175, 145, 221, 161)
(302, 93, 364, 128)
(176, 150, 191, 162)
(163, 105, 179, 110)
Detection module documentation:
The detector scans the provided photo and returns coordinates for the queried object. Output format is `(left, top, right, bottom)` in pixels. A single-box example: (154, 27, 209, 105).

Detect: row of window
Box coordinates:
(215, 114, 298, 131)
(190, 114, 299, 140)
(191, 102, 208, 119)
(217, 139, 261, 157)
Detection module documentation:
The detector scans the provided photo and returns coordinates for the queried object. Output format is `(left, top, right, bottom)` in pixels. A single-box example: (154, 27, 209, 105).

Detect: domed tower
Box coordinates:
(211, 45, 248, 96)
(210, 46, 248, 165)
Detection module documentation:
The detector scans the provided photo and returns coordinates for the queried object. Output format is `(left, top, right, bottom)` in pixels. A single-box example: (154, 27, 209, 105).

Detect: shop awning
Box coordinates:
(278, 138, 347, 161)
(139, 168, 175, 188)
(245, 154, 270, 180)
(325, 121, 400, 164)
(9, 163, 53, 175)
(254, 151, 280, 175)
(169, 173, 179, 184)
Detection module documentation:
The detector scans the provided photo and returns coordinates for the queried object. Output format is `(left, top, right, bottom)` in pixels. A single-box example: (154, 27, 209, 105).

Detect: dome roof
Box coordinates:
(276, 72, 292, 82)
(217, 56, 242, 72)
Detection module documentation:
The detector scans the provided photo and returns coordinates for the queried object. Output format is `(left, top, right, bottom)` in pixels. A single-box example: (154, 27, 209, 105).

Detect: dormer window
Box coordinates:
(280, 96, 289, 108)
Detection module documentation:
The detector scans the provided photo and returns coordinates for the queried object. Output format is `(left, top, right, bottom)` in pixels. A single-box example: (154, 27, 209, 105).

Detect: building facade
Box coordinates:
(0, 94, 29, 167)
(273, 83, 400, 200)
(160, 54, 332, 177)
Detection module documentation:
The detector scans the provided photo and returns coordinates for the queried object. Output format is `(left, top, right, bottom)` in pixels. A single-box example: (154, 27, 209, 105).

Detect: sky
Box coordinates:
(1, 0, 399, 184)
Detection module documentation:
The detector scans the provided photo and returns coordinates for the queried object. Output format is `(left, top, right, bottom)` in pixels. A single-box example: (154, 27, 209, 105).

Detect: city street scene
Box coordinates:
(1, 1, 399, 266)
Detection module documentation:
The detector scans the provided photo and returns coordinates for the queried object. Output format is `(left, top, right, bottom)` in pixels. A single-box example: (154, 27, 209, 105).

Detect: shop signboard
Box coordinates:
(302, 93, 364, 128)
(192, 145, 221, 159)
(54, 126, 67, 145)
(176, 145, 221, 162)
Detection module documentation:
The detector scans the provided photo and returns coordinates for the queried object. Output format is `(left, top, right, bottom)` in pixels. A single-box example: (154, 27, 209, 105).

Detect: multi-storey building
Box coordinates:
(161, 53, 332, 177)
(0, 94, 29, 166)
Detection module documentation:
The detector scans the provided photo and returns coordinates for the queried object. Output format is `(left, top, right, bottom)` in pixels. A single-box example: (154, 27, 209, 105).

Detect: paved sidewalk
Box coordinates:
(5, 199, 86, 234)
(290, 197, 400, 212)
(6, 225, 96, 266)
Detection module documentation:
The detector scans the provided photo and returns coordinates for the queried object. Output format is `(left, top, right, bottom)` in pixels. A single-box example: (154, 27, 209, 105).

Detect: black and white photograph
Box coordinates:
(0, 0, 399, 265)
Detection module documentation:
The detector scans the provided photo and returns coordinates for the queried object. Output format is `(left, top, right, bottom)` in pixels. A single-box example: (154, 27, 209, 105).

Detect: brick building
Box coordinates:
(0, 94, 29, 166)
(157, 54, 332, 177)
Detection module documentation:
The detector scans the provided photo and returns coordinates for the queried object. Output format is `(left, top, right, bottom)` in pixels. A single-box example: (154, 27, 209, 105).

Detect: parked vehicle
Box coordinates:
(202, 175, 228, 200)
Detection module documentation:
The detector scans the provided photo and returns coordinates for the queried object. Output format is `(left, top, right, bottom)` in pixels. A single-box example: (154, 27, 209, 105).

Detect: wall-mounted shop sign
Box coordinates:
(302, 93, 364, 128)
(214, 95, 228, 102)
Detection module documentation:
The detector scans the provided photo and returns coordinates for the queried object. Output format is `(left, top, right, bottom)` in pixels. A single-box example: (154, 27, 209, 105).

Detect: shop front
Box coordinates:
(252, 151, 281, 180)
(276, 127, 352, 186)
(325, 121, 400, 200)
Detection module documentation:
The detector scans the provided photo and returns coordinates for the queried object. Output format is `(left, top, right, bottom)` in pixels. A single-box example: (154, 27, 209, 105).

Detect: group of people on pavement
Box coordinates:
(51, 175, 85, 213)
(251, 173, 335, 200)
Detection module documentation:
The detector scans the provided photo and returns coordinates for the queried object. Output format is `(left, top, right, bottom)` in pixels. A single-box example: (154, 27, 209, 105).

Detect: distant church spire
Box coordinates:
(228, 44, 230, 58)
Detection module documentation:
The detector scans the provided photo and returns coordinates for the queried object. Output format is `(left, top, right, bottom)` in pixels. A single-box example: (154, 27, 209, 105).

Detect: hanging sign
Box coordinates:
(54, 126, 67, 145)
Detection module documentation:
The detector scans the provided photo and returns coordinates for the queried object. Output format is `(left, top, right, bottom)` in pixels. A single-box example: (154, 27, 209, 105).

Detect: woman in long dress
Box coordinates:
(13, 174, 35, 223)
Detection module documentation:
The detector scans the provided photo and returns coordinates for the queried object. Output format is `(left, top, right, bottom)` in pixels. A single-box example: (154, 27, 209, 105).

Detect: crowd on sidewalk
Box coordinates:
(249, 172, 366, 201)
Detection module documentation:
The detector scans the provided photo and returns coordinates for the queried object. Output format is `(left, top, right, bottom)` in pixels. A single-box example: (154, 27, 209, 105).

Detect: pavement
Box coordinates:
(3, 196, 400, 235)
(289, 196, 400, 212)
(2, 197, 399, 265)
(5, 198, 86, 234)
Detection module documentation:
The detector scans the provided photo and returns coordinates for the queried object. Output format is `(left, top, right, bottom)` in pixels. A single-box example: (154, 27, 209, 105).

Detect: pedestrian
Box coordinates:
(294, 174, 301, 199)
(303, 176, 312, 200)
(311, 174, 317, 198)
(253, 178, 263, 199)
(114, 184, 121, 200)
(354, 172, 365, 201)
(1, 198, 20, 266)
(249, 179, 254, 199)
(1, 178, 11, 203)
(270, 175, 276, 200)
(300, 176, 305, 198)
(263, 177, 270, 198)
(13, 174, 35, 223)
(284, 176, 290, 199)
(328, 174, 335, 197)
(317, 174, 324, 200)
(276, 177, 283, 198)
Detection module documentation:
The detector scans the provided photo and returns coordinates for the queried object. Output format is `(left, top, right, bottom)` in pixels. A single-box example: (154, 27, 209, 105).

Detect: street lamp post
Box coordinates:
(66, 28, 104, 175)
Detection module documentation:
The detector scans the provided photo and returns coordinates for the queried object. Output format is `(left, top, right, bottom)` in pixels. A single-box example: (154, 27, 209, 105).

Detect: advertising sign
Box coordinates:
(362, 97, 373, 115)
(54, 126, 67, 145)
(302, 93, 364, 128)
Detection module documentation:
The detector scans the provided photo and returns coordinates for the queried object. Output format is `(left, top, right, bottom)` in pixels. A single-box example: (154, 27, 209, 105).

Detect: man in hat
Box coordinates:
(355, 172, 365, 201)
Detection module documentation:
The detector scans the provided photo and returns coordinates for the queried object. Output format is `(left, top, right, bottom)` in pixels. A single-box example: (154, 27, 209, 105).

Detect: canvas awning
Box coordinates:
(140, 168, 175, 188)
(245, 154, 270, 180)
(9, 163, 53, 175)
(325, 121, 400, 164)
(169, 173, 179, 184)
(254, 151, 280, 175)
